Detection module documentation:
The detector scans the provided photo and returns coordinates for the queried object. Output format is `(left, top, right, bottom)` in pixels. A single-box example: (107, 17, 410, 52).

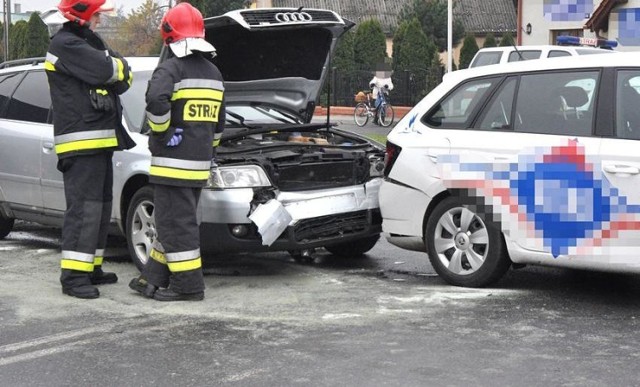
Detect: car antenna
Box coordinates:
(326, 51, 332, 127)
(512, 41, 524, 61)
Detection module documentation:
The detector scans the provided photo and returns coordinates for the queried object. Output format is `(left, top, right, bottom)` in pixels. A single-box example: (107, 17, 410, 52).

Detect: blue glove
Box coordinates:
(167, 128, 183, 147)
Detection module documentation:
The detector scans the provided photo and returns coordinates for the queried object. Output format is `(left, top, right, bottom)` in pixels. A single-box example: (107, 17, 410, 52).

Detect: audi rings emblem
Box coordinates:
(275, 12, 313, 23)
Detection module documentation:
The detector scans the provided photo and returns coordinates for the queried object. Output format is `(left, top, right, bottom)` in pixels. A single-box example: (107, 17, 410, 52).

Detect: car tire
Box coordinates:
(126, 185, 156, 271)
(425, 196, 510, 287)
(325, 234, 380, 257)
(0, 215, 14, 239)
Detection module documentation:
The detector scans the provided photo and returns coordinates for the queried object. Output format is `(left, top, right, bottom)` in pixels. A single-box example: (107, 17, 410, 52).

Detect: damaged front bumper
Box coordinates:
(197, 178, 383, 253)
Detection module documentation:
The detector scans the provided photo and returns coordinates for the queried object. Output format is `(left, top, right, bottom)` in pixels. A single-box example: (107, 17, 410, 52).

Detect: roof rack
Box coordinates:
(556, 35, 617, 49)
(0, 57, 46, 69)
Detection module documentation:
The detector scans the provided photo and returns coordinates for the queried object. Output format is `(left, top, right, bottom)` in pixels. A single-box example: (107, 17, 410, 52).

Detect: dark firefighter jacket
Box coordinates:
(145, 53, 225, 188)
(45, 22, 135, 159)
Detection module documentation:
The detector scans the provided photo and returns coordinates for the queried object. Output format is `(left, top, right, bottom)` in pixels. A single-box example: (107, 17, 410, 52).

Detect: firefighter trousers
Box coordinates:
(58, 152, 113, 286)
(142, 184, 205, 294)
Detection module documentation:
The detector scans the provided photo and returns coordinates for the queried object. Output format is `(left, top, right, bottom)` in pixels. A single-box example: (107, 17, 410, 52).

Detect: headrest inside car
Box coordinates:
(560, 86, 589, 108)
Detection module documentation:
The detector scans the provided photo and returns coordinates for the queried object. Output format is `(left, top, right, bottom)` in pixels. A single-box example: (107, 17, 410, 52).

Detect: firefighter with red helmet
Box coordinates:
(129, 2, 225, 301)
(45, 0, 134, 299)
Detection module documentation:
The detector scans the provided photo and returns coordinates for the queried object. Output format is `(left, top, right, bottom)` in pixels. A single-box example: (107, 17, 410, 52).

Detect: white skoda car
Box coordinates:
(381, 52, 640, 287)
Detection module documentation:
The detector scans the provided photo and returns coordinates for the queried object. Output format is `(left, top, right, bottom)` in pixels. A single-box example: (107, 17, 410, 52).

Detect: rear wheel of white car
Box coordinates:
(425, 197, 510, 287)
(126, 186, 156, 271)
(354, 103, 369, 127)
(325, 235, 380, 257)
(0, 215, 14, 239)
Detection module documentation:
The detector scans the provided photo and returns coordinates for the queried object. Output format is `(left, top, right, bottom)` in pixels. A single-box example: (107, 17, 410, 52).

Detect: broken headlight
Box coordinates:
(369, 154, 385, 177)
(206, 165, 271, 189)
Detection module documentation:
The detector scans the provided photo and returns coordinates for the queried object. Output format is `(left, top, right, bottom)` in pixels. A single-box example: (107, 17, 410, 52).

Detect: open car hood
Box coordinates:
(203, 8, 354, 123)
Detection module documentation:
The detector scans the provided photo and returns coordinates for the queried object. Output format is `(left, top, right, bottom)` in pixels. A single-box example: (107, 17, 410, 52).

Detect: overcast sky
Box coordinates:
(16, 0, 168, 15)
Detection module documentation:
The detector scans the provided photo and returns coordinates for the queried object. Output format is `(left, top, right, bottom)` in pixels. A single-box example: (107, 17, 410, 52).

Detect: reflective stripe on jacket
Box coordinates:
(45, 23, 135, 159)
(146, 53, 225, 187)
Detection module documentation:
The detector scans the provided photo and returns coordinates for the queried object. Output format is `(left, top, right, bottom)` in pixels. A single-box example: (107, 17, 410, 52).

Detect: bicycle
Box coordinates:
(353, 90, 395, 127)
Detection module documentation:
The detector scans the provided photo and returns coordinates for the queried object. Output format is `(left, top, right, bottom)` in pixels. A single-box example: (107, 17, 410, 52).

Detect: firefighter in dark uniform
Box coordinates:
(129, 2, 225, 301)
(45, 0, 134, 299)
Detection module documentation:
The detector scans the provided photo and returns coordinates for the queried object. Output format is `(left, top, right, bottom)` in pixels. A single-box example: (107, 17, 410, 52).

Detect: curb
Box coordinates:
(314, 106, 413, 120)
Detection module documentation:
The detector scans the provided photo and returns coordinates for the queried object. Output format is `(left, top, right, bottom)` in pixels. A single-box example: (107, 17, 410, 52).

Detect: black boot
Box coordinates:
(153, 288, 204, 302)
(128, 277, 158, 298)
(61, 269, 99, 299)
(90, 266, 118, 285)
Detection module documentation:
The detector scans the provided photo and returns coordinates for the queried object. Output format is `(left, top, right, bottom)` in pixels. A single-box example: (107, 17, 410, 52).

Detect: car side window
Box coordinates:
(615, 70, 640, 140)
(471, 52, 502, 67)
(548, 50, 571, 58)
(514, 71, 598, 136)
(6, 70, 51, 124)
(507, 50, 541, 62)
(477, 78, 517, 130)
(0, 71, 23, 117)
(423, 78, 498, 128)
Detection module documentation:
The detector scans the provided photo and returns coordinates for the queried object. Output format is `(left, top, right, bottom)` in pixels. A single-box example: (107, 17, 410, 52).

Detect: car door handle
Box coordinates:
(43, 141, 54, 150)
(603, 165, 640, 175)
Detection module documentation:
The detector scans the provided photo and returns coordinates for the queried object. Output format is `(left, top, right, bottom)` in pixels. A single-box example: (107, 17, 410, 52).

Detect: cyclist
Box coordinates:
(369, 70, 394, 125)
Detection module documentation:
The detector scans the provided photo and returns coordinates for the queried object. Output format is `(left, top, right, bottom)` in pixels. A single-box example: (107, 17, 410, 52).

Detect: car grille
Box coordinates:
(275, 159, 369, 191)
(241, 10, 341, 26)
(293, 210, 377, 242)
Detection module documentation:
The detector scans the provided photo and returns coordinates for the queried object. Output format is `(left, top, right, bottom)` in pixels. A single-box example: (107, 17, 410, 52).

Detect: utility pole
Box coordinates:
(447, 0, 452, 73)
(3, 0, 10, 61)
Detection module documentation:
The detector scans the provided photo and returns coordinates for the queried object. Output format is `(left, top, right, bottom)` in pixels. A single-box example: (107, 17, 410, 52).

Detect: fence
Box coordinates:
(324, 68, 443, 108)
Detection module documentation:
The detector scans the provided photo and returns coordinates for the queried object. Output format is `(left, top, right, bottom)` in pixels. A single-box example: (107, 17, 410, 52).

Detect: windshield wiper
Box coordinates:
(253, 105, 299, 124)
(226, 110, 257, 129)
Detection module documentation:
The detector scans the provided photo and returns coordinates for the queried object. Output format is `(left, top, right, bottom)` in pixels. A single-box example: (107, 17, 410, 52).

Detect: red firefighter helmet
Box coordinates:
(161, 3, 205, 44)
(57, 0, 114, 26)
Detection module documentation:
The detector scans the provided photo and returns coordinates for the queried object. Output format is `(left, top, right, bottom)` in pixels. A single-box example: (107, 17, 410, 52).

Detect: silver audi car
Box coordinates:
(0, 8, 384, 269)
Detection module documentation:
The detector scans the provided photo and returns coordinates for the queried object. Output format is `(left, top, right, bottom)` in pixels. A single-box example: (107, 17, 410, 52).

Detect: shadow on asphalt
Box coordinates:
(494, 264, 640, 305)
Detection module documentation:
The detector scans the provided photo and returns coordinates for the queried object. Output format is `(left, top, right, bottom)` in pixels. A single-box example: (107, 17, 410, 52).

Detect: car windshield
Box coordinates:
(123, 71, 300, 133)
(225, 105, 300, 126)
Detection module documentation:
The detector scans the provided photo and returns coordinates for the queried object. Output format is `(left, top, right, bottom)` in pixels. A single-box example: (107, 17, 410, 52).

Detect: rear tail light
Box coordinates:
(384, 141, 401, 177)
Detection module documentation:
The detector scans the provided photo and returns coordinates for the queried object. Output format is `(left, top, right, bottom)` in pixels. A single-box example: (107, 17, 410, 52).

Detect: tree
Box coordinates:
(458, 34, 479, 69)
(500, 32, 515, 47)
(9, 21, 27, 60)
(393, 18, 437, 100)
(189, 0, 247, 17)
(426, 53, 444, 94)
(483, 33, 497, 48)
(394, 19, 436, 72)
(353, 19, 387, 71)
(110, 0, 163, 56)
(332, 30, 356, 72)
(23, 13, 49, 59)
(399, 0, 465, 52)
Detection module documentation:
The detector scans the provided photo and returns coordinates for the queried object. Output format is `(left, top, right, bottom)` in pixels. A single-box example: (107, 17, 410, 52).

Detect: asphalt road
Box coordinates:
(2, 221, 640, 386)
(311, 114, 395, 140)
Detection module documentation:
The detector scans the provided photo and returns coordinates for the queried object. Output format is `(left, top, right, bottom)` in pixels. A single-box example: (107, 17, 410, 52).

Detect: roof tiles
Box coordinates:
(272, 0, 516, 34)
